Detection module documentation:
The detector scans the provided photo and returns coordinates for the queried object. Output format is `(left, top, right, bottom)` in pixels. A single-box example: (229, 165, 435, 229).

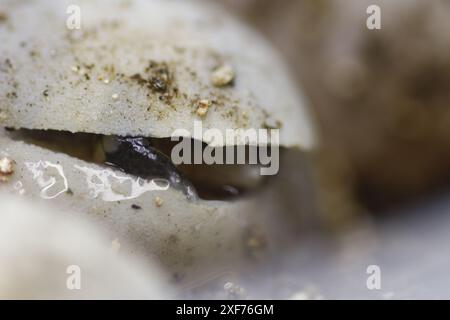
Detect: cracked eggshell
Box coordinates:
(0, 194, 172, 299)
(0, 0, 317, 285)
(0, 0, 315, 148)
(0, 133, 312, 284)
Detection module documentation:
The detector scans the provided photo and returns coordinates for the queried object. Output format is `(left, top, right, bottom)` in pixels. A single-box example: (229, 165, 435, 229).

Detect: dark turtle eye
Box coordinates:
(102, 136, 197, 201)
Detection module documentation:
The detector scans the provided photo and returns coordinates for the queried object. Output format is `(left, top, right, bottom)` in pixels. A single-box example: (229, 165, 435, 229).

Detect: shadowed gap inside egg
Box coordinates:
(6, 129, 274, 201)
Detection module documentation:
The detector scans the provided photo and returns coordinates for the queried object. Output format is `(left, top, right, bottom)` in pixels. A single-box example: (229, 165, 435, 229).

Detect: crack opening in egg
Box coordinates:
(5, 128, 274, 201)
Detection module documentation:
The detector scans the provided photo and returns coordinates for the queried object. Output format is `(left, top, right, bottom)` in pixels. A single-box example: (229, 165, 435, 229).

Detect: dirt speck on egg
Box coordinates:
(154, 196, 164, 207)
(211, 64, 235, 87)
(0, 157, 15, 182)
(196, 99, 211, 117)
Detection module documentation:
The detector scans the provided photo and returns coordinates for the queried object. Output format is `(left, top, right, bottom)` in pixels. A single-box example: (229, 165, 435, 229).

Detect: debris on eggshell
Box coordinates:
(211, 64, 235, 87)
(0, 157, 14, 173)
(0, 111, 8, 122)
(244, 225, 267, 259)
(154, 196, 164, 207)
(196, 99, 211, 117)
(0, 157, 14, 182)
